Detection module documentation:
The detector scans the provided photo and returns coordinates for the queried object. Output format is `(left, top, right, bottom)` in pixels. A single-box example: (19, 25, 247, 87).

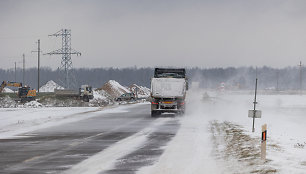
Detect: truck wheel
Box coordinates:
(83, 96, 89, 102)
(151, 110, 158, 117)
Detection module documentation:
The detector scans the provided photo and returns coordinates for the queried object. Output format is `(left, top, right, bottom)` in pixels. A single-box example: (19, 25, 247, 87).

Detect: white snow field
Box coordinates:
(138, 89, 306, 174)
(1, 89, 306, 173)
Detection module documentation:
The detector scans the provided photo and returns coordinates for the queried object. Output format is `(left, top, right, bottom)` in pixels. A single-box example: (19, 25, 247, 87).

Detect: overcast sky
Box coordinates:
(0, 0, 306, 69)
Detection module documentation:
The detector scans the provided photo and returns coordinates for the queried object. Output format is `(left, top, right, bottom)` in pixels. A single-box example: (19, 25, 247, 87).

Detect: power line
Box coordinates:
(45, 29, 81, 89)
(0, 35, 48, 40)
(23, 54, 25, 85)
(299, 61, 302, 94)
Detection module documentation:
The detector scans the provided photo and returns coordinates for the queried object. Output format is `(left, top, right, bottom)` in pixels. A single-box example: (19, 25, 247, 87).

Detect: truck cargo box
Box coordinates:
(54, 89, 79, 97)
(151, 78, 186, 98)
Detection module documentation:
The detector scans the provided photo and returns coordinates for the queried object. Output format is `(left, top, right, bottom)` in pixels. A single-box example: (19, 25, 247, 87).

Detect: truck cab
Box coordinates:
(79, 85, 94, 102)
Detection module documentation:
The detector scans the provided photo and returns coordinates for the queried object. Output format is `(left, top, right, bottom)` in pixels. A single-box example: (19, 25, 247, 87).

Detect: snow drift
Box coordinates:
(3, 88, 14, 93)
(39, 80, 64, 92)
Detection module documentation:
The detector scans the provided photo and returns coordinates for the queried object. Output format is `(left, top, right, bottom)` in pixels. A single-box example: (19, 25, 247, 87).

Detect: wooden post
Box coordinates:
(261, 124, 267, 161)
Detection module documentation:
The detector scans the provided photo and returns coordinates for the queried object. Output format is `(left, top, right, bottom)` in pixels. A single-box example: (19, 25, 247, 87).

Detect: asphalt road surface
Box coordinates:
(0, 104, 180, 174)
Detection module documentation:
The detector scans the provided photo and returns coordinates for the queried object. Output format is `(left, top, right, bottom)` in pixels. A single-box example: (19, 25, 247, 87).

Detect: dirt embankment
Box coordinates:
(209, 121, 278, 174)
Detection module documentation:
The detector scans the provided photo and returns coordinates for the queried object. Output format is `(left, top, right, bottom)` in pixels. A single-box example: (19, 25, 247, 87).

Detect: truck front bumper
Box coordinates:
(153, 108, 184, 113)
(151, 102, 185, 113)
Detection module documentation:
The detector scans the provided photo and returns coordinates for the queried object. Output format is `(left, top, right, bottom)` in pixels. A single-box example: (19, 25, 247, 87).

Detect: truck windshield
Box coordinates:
(154, 68, 186, 78)
(156, 73, 185, 78)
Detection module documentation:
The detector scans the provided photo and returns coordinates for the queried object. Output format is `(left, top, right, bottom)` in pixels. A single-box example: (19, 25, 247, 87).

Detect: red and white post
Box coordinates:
(261, 124, 267, 161)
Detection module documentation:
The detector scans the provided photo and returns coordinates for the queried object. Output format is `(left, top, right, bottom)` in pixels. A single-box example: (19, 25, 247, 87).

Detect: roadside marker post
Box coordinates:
(261, 124, 267, 161)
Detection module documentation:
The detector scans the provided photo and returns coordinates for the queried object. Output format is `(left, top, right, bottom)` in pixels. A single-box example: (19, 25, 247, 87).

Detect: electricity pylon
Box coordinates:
(45, 29, 81, 89)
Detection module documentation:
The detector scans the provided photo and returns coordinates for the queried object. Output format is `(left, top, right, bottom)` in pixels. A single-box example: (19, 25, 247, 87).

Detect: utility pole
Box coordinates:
(38, 40, 40, 92)
(276, 69, 279, 91)
(14, 62, 17, 82)
(22, 54, 25, 85)
(299, 61, 302, 94)
(45, 29, 81, 89)
(32, 39, 41, 92)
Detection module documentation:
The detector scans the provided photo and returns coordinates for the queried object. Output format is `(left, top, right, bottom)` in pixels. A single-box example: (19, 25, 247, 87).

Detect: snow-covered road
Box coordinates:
(1, 90, 306, 174)
(0, 105, 130, 139)
(0, 103, 181, 174)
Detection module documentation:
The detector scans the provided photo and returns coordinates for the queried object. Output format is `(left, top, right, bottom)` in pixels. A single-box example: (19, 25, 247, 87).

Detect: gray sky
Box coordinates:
(1, 0, 306, 69)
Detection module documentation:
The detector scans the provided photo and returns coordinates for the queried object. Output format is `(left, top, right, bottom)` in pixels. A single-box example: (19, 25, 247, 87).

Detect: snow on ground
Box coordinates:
(39, 80, 64, 92)
(2, 84, 306, 173)
(92, 89, 110, 101)
(64, 117, 171, 174)
(137, 89, 222, 174)
(0, 97, 45, 108)
(0, 104, 142, 139)
(3, 87, 14, 93)
(0, 96, 18, 108)
(138, 89, 306, 174)
(223, 93, 306, 174)
(98, 80, 131, 98)
(88, 89, 113, 106)
(129, 84, 150, 98)
(192, 91, 306, 173)
(23, 101, 43, 108)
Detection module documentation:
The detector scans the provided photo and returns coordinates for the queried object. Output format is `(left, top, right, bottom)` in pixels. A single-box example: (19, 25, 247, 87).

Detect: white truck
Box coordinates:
(150, 68, 188, 116)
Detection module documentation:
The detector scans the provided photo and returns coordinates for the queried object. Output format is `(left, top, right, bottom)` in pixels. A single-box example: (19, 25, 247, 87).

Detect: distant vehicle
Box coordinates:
(79, 85, 94, 102)
(54, 85, 94, 102)
(150, 68, 188, 117)
(0, 81, 36, 102)
(115, 93, 135, 101)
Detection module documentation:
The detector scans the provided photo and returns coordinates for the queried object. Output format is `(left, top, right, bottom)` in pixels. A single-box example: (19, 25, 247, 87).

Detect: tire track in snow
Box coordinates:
(1, 105, 148, 173)
(103, 119, 180, 174)
(63, 117, 173, 174)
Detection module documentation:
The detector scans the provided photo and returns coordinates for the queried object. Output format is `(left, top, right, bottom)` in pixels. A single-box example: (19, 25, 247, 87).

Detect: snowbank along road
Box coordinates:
(1, 89, 306, 173)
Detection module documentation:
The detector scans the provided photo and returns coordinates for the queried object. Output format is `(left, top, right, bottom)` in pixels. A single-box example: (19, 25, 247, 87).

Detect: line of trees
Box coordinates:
(0, 66, 304, 90)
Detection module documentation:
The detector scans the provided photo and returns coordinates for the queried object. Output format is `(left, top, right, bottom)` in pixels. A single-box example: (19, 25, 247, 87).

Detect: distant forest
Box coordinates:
(0, 66, 304, 90)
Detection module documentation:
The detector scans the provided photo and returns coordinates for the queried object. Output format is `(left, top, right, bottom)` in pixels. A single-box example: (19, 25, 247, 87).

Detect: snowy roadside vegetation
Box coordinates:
(0, 80, 150, 108)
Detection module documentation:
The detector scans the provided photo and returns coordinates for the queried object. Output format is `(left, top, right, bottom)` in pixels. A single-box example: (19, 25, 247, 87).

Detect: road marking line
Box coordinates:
(23, 156, 41, 163)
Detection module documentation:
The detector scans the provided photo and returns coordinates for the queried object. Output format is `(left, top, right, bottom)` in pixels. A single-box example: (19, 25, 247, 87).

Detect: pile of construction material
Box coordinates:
(97, 80, 130, 98)
(0, 79, 150, 108)
(39, 80, 64, 92)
